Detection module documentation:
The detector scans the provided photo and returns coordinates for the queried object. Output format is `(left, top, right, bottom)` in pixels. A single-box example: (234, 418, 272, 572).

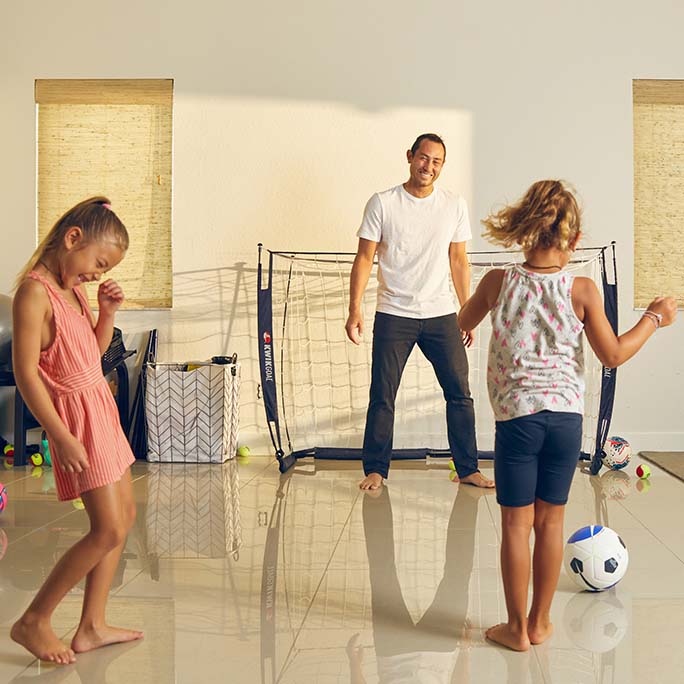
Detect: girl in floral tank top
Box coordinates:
(458, 180, 677, 653)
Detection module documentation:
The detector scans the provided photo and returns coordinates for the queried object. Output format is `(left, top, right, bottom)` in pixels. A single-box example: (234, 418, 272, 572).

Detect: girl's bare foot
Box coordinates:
(11, 617, 76, 665)
(485, 623, 530, 652)
(459, 472, 495, 488)
(71, 624, 144, 653)
(527, 618, 554, 645)
(359, 473, 383, 490)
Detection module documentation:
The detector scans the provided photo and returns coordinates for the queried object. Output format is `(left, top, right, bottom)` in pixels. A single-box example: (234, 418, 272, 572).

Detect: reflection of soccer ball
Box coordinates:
(599, 470, 632, 500)
(563, 591, 628, 653)
(564, 525, 629, 592)
(602, 436, 631, 470)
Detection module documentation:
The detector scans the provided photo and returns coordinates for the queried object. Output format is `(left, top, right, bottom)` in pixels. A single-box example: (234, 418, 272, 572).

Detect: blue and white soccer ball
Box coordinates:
(602, 436, 631, 470)
(564, 525, 629, 592)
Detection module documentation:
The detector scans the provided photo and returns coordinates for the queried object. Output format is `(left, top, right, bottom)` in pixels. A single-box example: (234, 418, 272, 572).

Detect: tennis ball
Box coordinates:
(72, 498, 85, 510)
(448, 460, 456, 472)
(3, 444, 13, 455)
(635, 463, 651, 479)
(30, 453, 44, 467)
(449, 470, 459, 482)
(237, 446, 251, 459)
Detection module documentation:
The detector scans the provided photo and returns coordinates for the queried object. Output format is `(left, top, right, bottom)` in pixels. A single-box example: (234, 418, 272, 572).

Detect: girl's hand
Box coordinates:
(54, 433, 90, 474)
(97, 279, 125, 316)
(646, 297, 678, 328)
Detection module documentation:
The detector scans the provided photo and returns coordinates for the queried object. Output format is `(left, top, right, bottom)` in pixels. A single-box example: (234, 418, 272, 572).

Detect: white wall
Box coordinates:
(1, 0, 683, 452)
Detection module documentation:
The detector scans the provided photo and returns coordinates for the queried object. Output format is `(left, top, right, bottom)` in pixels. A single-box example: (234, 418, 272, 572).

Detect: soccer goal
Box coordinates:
(257, 244, 617, 475)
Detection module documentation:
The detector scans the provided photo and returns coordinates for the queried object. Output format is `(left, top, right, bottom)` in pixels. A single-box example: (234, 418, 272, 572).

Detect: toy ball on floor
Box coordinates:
(636, 463, 651, 479)
(236, 446, 251, 463)
(564, 525, 629, 592)
(30, 453, 44, 467)
(0, 482, 7, 513)
(448, 460, 456, 472)
(602, 436, 631, 470)
(72, 498, 85, 510)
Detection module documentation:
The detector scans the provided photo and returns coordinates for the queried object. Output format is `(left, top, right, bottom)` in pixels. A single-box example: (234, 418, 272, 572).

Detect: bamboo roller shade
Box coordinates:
(633, 80, 684, 308)
(36, 79, 173, 309)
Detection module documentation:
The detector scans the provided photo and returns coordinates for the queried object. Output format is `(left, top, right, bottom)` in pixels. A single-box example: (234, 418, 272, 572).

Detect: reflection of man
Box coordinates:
(345, 133, 494, 491)
(347, 484, 482, 683)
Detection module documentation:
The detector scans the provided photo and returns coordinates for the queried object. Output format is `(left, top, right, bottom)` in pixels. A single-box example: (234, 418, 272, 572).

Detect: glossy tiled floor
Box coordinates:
(1, 455, 683, 683)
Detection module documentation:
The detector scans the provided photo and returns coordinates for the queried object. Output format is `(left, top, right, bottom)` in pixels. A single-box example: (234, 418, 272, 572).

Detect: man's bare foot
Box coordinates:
(527, 618, 554, 645)
(71, 624, 144, 653)
(359, 473, 384, 490)
(11, 616, 76, 664)
(485, 623, 530, 652)
(459, 471, 495, 488)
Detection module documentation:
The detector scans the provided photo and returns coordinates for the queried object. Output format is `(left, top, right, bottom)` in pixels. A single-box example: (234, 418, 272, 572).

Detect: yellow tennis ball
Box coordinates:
(72, 498, 85, 510)
(448, 460, 456, 471)
(237, 446, 251, 459)
(636, 463, 651, 479)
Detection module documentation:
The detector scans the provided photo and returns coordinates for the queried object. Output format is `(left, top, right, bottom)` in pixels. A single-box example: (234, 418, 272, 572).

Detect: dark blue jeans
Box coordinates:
(362, 312, 479, 479)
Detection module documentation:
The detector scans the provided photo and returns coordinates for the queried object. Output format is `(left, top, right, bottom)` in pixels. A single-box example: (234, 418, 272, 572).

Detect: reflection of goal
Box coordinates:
(258, 245, 617, 474)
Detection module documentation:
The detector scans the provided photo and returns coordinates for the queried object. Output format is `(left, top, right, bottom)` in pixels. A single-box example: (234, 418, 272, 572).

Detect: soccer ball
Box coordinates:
(564, 525, 629, 592)
(602, 436, 631, 470)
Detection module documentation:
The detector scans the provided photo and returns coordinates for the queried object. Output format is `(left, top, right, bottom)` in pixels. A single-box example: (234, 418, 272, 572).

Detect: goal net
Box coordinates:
(258, 245, 617, 474)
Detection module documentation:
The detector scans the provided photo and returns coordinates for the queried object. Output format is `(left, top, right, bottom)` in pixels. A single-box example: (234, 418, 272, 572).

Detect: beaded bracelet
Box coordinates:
(641, 311, 662, 330)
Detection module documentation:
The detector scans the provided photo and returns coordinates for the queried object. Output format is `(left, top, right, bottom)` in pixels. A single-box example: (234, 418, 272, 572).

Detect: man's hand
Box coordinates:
(462, 329, 475, 348)
(345, 311, 364, 345)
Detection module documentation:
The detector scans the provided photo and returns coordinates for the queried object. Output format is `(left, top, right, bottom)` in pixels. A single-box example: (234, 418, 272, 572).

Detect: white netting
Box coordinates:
(267, 248, 607, 458)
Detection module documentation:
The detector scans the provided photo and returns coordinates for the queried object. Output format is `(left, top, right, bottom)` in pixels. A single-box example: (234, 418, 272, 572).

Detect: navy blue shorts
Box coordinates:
(494, 411, 582, 507)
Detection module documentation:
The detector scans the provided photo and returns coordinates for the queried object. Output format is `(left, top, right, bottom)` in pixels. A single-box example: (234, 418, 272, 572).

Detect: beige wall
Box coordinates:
(1, 0, 683, 451)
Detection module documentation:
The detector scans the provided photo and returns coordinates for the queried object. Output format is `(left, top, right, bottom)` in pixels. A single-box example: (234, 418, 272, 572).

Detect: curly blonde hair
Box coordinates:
(482, 180, 582, 251)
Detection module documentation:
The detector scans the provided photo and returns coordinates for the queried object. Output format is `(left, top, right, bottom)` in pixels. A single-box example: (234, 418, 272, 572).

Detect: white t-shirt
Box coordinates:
(357, 184, 472, 319)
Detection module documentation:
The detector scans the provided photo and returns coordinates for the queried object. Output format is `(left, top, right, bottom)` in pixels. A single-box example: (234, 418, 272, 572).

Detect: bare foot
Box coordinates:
(71, 624, 144, 653)
(485, 623, 530, 652)
(359, 473, 384, 490)
(459, 471, 495, 489)
(527, 618, 554, 645)
(11, 616, 76, 665)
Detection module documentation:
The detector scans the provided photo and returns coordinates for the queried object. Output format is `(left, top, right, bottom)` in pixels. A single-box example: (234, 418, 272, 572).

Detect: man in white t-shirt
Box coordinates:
(345, 133, 494, 490)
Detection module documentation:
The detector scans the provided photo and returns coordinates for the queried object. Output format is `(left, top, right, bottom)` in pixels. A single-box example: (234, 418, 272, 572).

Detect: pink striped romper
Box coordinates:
(27, 272, 135, 501)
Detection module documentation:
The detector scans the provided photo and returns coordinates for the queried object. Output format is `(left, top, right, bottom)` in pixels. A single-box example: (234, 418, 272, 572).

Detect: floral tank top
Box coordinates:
(487, 265, 585, 421)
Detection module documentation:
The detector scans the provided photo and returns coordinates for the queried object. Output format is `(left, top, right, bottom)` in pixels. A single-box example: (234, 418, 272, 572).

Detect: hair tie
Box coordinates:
(102, 203, 111, 210)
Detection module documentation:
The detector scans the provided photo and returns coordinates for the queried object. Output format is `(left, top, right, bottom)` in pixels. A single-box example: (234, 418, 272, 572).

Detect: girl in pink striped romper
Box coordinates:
(459, 180, 677, 652)
(11, 197, 142, 665)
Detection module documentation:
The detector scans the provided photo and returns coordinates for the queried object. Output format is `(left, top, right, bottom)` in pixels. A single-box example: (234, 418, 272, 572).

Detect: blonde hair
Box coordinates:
(15, 196, 129, 289)
(482, 180, 582, 252)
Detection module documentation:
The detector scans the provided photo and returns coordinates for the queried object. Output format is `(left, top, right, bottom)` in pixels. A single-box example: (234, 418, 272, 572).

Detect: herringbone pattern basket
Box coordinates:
(145, 362, 240, 463)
